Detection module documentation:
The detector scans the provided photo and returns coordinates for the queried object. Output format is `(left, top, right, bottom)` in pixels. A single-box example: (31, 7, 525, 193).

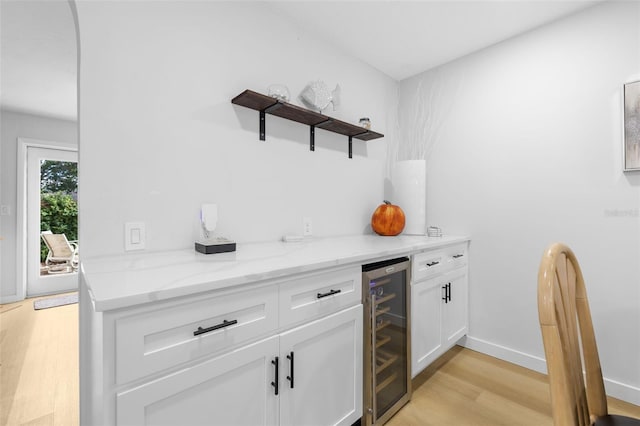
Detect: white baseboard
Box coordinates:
(460, 335, 548, 374)
(461, 335, 640, 406)
(0, 294, 22, 304)
(603, 377, 640, 406)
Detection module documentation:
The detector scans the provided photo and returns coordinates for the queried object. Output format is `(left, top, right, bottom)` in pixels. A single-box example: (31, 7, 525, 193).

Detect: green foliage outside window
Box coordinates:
(40, 160, 78, 262)
(40, 160, 77, 193)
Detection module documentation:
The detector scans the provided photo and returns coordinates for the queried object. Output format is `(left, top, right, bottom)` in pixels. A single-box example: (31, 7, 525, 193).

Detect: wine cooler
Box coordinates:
(362, 257, 411, 426)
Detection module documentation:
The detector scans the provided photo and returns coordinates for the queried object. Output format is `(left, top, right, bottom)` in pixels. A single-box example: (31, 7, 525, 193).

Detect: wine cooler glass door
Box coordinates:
(364, 258, 410, 425)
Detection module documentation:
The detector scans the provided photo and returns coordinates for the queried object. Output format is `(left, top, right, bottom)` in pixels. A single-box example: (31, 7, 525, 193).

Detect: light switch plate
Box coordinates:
(124, 222, 146, 251)
(303, 217, 313, 236)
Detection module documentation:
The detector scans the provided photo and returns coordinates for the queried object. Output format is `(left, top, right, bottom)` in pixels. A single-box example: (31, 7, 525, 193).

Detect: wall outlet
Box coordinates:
(124, 222, 146, 251)
(303, 217, 313, 236)
(0, 205, 10, 216)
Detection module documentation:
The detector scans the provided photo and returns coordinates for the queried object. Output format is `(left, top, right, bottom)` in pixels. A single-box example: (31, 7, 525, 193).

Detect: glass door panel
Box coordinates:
(27, 146, 78, 296)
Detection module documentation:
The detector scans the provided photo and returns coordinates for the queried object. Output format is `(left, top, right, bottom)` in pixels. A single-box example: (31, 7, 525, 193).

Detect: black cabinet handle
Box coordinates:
(442, 283, 452, 303)
(193, 319, 237, 336)
(286, 351, 294, 389)
(317, 289, 341, 299)
(426, 261, 440, 267)
(453, 254, 464, 259)
(271, 357, 279, 395)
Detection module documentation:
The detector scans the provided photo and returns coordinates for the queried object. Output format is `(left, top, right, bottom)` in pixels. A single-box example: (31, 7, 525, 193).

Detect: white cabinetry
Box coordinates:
(411, 243, 469, 377)
(411, 276, 443, 371)
(82, 266, 362, 426)
(442, 268, 468, 347)
(117, 336, 279, 426)
(279, 306, 362, 426)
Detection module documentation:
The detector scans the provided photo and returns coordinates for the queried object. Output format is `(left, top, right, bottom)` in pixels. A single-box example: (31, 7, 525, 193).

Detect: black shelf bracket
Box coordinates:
(259, 103, 283, 141)
(259, 110, 266, 141)
(349, 131, 368, 159)
(310, 126, 315, 151)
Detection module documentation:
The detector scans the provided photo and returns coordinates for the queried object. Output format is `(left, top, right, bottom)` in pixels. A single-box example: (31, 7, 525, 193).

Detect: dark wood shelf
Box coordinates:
(231, 89, 384, 158)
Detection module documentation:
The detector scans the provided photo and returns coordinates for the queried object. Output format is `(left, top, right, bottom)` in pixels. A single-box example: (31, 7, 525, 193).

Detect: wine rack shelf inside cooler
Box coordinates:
(376, 349, 399, 375)
(375, 372, 399, 394)
(374, 292, 396, 306)
(376, 333, 391, 348)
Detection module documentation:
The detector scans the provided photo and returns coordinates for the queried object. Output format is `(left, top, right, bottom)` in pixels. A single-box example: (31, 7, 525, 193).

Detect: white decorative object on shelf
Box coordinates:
(299, 80, 340, 112)
(268, 84, 290, 102)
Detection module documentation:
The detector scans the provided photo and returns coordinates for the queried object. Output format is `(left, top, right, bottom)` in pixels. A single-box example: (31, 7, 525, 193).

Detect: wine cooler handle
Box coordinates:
(286, 352, 294, 388)
(271, 357, 279, 395)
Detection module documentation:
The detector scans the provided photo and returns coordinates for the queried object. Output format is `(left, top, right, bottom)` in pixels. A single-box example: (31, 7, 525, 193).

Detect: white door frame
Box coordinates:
(16, 138, 78, 300)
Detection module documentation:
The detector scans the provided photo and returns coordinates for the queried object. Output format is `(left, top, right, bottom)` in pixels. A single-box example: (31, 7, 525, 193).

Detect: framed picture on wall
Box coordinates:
(624, 80, 640, 171)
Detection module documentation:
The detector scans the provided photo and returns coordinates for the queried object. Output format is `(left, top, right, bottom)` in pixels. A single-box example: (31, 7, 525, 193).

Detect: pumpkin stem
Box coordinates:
(383, 200, 391, 205)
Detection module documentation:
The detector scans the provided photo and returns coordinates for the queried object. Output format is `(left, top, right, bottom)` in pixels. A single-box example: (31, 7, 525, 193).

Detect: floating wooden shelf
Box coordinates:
(231, 89, 384, 158)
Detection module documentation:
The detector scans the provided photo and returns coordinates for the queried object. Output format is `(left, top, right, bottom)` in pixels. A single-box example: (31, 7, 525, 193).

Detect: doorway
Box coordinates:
(25, 144, 78, 297)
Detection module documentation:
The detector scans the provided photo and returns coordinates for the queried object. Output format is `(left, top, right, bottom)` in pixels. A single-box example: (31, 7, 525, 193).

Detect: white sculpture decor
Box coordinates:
(299, 80, 341, 113)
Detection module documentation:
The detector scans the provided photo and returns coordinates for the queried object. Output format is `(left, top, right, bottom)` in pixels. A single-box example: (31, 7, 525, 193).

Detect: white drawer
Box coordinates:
(412, 250, 447, 282)
(412, 243, 468, 282)
(279, 266, 361, 327)
(115, 285, 278, 384)
(444, 243, 468, 270)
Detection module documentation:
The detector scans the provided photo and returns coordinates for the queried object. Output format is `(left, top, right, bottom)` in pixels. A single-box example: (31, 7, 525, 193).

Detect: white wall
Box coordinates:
(73, 0, 640, 404)
(399, 1, 640, 403)
(74, 1, 396, 259)
(0, 110, 78, 302)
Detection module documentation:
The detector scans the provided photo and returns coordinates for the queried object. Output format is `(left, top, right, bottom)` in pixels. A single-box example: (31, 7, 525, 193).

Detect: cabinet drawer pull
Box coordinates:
(271, 357, 279, 395)
(286, 351, 294, 389)
(193, 319, 237, 336)
(317, 289, 341, 299)
(452, 254, 464, 259)
(426, 261, 440, 267)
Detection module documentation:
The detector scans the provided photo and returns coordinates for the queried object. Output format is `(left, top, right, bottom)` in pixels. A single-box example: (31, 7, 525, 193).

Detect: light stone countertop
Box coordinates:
(81, 234, 469, 312)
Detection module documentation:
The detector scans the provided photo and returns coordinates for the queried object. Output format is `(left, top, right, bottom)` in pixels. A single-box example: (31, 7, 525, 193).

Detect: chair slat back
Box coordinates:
(41, 233, 73, 258)
(537, 243, 607, 426)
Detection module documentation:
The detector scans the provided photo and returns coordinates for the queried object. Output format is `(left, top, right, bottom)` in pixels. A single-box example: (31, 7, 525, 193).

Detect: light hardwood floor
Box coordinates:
(1, 296, 639, 426)
(389, 345, 640, 425)
(0, 293, 78, 426)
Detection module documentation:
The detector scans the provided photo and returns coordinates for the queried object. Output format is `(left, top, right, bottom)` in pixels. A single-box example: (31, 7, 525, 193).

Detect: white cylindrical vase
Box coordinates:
(392, 160, 426, 235)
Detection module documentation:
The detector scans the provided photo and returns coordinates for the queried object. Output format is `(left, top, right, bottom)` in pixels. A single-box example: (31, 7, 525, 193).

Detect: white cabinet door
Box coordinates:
(116, 336, 279, 426)
(411, 276, 444, 377)
(279, 304, 362, 426)
(443, 268, 468, 347)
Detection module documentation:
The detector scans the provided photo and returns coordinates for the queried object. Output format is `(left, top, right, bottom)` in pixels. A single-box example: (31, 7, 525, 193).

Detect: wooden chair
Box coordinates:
(537, 243, 640, 426)
(41, 231, 79, 271)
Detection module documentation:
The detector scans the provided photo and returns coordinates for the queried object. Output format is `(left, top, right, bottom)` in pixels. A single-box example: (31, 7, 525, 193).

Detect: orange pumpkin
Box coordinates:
(371, 200, 405, 236)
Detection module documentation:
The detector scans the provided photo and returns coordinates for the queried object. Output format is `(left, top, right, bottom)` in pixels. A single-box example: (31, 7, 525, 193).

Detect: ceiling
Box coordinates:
(0, 0, 601, 122)
(1, 0, 77, 121)
(270, 1, 601, 81)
